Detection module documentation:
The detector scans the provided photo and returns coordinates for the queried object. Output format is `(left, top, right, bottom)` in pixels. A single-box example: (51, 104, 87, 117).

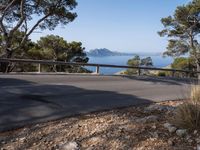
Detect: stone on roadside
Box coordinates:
(163, 123, 171, 128)
(163, 123, 177, 133)
(168, 126, 177, 133)
(176, 129, 187, 137)
(60, 141, 79, 150)
(194, 130, 198, 135)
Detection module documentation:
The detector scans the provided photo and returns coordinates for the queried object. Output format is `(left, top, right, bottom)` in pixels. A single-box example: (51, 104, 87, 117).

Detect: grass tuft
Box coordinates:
(172, 85, 200, 130)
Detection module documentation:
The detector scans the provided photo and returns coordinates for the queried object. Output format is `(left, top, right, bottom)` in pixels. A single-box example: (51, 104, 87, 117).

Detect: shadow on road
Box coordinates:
(0, 77, 153, 132)
(121, 75, 197, 85)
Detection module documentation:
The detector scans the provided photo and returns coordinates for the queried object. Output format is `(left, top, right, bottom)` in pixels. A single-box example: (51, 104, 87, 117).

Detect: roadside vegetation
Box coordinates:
(0, 0, 90, 73)
(156, 57, 196, 78)
(124, 55, 153, 75)
(158, 0, 200, 78)
(172, 85, 200, 130)
(1, 0, 200, 149)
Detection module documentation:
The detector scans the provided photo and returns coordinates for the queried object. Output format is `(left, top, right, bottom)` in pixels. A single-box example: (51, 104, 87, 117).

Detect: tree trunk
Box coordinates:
(0, 48, 13, 73)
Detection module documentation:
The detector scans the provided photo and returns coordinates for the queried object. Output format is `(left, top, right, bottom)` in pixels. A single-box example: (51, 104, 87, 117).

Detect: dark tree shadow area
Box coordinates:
(120, 75, 198, 85)
(0, 77, 153, 132)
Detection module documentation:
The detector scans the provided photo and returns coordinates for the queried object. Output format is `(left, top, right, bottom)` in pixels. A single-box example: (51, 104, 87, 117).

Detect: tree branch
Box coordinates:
(9, 0, 26, 38)
(0, 0, 17, 35)
(17, 14, 50, 49)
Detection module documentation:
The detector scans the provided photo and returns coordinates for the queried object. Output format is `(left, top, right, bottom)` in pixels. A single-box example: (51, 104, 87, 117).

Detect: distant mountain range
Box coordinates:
(86, 48, 161, 57)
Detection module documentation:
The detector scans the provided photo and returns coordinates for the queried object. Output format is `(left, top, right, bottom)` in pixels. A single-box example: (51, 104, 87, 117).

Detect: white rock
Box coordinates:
(60, 141, 79, 150)
(152, 125, 156, 129)
(163, 123, 177, 133)
(168, 126, 177, 133)
(163, 123, 172, 128)
(176, 129, 187, 137)
(197, 144, 200, 150)
(194, 130, 198, 135)
(19, 137, 26, 142)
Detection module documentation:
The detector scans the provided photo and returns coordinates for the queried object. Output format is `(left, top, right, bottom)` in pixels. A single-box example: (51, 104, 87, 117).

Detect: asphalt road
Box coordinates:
(0, 74, 195, 131)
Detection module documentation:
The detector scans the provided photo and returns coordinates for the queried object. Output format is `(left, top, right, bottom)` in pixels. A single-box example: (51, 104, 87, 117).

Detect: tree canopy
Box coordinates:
(33, 35, 88, 72)
(0, 0, 78, 72)
(126, 55, 153, 75)
(158, 0, 200, 73)
(0, 0, 77, 51)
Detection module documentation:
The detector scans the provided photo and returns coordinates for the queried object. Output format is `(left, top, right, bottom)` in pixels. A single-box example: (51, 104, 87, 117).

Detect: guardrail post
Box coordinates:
(138, 68, 141, 76)
(38, 63, 41, 73)
(96, 65, 100, 74)
(171, 70, 175, 77)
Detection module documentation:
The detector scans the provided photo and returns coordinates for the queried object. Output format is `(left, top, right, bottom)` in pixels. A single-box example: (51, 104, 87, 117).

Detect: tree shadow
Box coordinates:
(0, 77, 153, 132)
(119, 75, 198, 85)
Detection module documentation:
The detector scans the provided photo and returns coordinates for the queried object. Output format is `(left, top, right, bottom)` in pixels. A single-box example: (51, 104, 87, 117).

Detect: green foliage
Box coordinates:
(126, 55, 153, 75)
(172, 86, 200, 130)
(140, 57, 153, 66)
(127, 55, 140, 66)
(157, 72, 166, 77)
(171, 57, 196, 77)
(28, 35, 89, 72)
(0, 33, 90, 73)
(171, 57, 192, 70)
(126, 55, 140, 74)
(0, 0, 78, 72)
(36, 35, 88, 62)
(33, 35, 88, 72)
(158, 0, 200, 70)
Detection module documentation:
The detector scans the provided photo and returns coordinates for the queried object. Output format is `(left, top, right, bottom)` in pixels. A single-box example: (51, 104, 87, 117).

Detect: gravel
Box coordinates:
(0, 100, 198, 150)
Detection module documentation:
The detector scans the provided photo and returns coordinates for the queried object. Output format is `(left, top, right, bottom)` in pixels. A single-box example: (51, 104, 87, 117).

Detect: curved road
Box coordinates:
(0, 74, 194, 131)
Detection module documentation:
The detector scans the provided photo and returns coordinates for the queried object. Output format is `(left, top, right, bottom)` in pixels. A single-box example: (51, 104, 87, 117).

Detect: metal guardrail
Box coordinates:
(0, 58, 200, 76)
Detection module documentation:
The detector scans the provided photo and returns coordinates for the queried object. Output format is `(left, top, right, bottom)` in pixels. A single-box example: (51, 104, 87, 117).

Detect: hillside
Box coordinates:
(86, 48, 134, 57)
(86, 48, 161, 57)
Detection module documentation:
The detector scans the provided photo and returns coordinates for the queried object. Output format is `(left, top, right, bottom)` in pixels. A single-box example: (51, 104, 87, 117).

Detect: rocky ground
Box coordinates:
(0, 100, 200, 150)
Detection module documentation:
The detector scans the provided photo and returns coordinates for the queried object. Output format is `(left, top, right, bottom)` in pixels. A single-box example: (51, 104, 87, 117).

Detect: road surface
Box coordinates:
(0, 74, 194, 131)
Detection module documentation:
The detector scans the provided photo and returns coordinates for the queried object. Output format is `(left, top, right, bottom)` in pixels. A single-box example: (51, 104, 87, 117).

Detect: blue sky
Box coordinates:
(30, 0, 191, 53)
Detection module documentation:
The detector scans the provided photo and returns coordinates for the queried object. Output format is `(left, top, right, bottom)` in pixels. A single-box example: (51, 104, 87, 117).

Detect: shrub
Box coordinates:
(172, 85, 200, 130)
(157, 71, 166, 77)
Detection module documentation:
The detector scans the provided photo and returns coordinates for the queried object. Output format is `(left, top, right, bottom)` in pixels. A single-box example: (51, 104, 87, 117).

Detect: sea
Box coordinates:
(86, 55, 174, 75)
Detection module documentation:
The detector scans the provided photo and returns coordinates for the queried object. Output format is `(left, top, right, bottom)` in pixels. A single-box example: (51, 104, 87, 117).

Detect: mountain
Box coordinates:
(87, 48, 135, 57)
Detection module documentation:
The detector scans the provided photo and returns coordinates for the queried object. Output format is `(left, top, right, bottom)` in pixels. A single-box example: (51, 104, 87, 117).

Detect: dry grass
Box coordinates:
(172, 85, 200, 130)
(191, 85, 200, 104)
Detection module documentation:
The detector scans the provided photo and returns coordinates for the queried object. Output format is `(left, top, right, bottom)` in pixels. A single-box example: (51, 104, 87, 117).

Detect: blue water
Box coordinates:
(86, 55, 173, 74)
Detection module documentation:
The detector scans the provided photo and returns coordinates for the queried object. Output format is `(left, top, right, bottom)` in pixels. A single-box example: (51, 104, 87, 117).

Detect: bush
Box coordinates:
(172, 85, 200, 130)
(157, 71, 166, 77)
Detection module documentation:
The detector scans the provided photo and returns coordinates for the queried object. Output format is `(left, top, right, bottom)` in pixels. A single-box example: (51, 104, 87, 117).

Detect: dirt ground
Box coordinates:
(0, 100, 200, 150)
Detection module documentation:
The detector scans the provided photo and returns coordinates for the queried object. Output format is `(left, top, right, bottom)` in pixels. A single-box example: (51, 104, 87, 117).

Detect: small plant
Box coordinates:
(172, 85, 200, 130)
